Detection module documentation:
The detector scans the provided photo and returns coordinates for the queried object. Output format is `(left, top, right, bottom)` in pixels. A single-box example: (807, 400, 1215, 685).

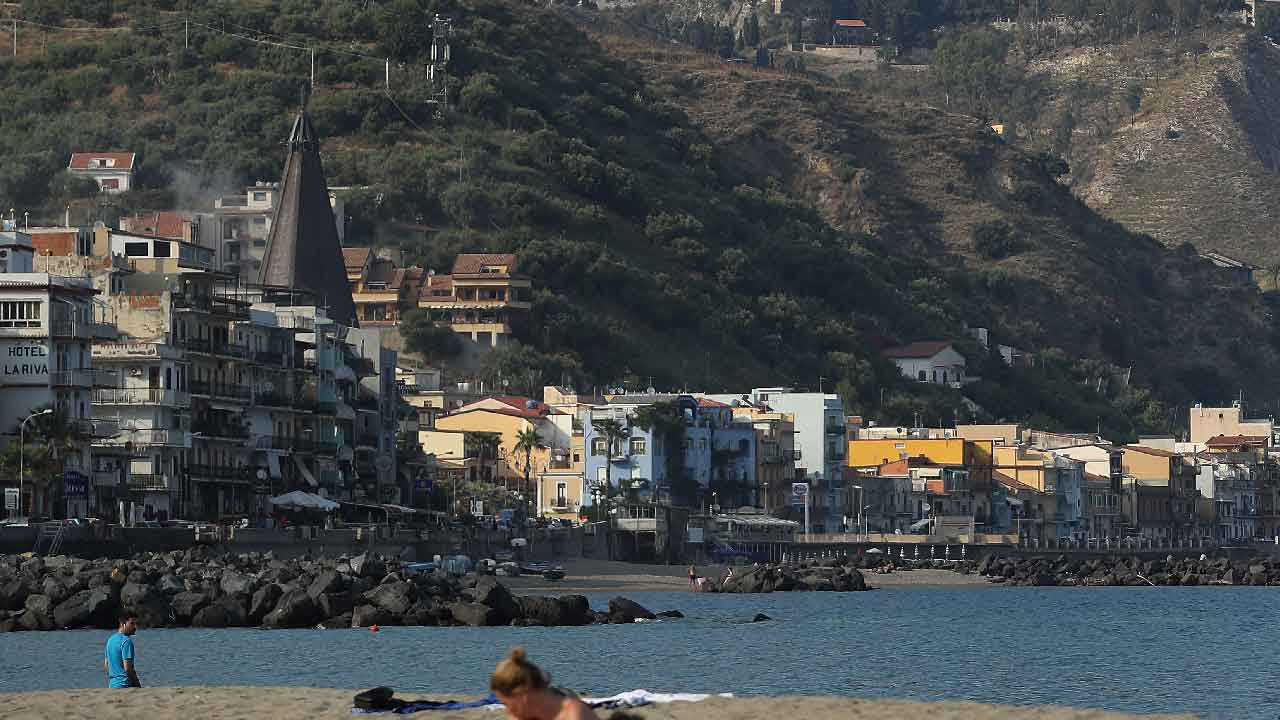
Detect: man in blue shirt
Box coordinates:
(104, 615, 141, 688)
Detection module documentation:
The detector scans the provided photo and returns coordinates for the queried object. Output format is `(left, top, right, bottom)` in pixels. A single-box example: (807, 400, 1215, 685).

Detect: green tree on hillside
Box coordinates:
(932, 28, 1013, 118)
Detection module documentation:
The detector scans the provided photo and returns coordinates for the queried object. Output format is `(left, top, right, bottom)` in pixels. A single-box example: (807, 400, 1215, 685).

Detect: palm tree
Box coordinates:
(591, 418, 627, 500)
(514, 426, 542, 496)
(3, 406, 79, 517)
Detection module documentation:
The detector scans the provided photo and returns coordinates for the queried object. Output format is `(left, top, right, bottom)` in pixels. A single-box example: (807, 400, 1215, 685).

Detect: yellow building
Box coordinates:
(342, 247, 426, 326)
(417, 253, 532, 354)
(849, 437, 992, 488)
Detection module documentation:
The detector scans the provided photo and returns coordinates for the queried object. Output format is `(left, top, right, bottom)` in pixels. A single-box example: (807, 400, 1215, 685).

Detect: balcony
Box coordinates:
(191, 420, 249, 441)
(255, 390, 294, 409)
(130, 429, 190, 447)
(67, 418, 116, 438)
(92, 470, 119, 487)
(210, 298, 250, 320)
(50, 369, 95, 387)
(190, 382, 251, 403)
(183, 338, 212, 354)
(825, 424, 845, 436)
(93, 387, 191, 407)
(127, 474, 170, 491)
(355, 434, 379, 449)
(50, 320, 92, 339)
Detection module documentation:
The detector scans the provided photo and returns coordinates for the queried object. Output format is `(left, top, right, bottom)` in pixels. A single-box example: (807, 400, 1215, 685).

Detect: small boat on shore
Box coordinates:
(542, 568, 565, 581)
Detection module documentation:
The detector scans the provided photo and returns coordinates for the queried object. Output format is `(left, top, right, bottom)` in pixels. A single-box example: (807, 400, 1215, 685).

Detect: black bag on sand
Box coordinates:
(354, 687, 404, 710)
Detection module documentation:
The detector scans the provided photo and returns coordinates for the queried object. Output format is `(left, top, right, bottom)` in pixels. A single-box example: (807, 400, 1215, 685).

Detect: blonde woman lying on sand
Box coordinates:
(490, 648, 601, 720)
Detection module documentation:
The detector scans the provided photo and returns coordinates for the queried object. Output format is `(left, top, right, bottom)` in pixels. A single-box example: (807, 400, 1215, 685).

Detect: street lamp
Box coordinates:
(19, 409, 53, 519)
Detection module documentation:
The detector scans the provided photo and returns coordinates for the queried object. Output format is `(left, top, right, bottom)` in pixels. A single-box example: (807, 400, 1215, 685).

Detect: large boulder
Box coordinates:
(363, 582, 415, 616)
(319, 592, 355, 619)
(449, 601, 497, 627)
(156, 575, 186, 596)
(248, 584, 284, 625)
(308, 570, 343, 598)
(220, 571, 254, 597)
(350, 553, 386, 580)
(473, 577, 520, 624)
(352, 604, 395, 628)
(607, 597, 655, 624)
(0, 578, 33, 611)
(720, 569, 767, 594)
(170, 592, 212, 624)
(519, 596, 566, 626)
(263, 590, 320, 629)
(557, 595, 592, 626)
(19, 594, 54, 631)
(52, 589, 117, 629)
(191, 604, 229, 628)
(120, 582, 169, 628)
(40, 577, 70, 605)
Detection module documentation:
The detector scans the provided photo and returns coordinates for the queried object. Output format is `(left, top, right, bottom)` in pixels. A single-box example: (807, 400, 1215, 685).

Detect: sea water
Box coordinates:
(2, 586, 1276, 718)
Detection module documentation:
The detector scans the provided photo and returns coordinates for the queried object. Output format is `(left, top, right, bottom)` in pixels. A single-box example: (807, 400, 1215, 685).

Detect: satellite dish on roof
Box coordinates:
(646, 386, 656, 395)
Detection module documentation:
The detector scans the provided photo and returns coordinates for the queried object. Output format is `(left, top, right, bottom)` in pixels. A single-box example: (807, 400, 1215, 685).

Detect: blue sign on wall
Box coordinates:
(63, 470, 87, 497)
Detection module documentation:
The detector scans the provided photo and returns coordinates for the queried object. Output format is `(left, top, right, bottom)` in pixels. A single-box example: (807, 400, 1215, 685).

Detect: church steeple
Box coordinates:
(258, 108, 357, 327)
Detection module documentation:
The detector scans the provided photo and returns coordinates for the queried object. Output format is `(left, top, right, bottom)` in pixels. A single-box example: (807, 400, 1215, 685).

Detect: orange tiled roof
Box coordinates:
(1125, 445, 1177, 458)
(1205, 434, 1268, 447)
(343, 247, 372, 271)
(834, 18, 867, 27)
(697, 397, 729, 408)
(68, 152, 136, 170)
(452, 253, 517, 275)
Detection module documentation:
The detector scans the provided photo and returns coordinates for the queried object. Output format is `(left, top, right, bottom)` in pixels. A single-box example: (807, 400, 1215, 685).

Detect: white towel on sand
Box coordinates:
(482, 689, 731, 710)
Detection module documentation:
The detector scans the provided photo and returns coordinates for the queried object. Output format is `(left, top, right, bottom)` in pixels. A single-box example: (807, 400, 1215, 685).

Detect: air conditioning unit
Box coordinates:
(129, 368, 143, 377)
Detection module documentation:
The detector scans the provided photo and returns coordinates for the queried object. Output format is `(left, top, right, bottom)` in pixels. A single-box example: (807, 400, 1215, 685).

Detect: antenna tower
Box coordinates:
(427, 15, 452, 111)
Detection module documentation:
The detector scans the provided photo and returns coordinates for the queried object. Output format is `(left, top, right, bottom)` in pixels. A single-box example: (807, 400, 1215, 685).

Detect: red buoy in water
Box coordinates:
(370, 624, 380, 632)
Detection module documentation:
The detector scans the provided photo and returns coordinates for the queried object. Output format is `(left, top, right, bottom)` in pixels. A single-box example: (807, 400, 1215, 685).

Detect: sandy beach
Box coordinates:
(502, 559, 989, 595)
(0, 687, 1193, 719)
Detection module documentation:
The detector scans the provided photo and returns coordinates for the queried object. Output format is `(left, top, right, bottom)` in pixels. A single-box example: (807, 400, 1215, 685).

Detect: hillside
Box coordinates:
(1, 1, 1278, 437)
(1014, 29, 1280, 275)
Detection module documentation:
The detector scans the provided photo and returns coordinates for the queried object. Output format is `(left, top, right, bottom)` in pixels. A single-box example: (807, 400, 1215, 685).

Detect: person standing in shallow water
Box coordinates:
(104, 615, 141, 688)
(490, 648, 599, 720)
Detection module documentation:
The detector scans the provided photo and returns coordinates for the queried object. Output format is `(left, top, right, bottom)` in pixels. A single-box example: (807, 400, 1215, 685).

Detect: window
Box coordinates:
(555, 483, 567, 505)
(152, 241, 171, 258)
(572, 452, 581, 463)
(592, 437, 608, 456)
(0, 301, 40, 327)
(252, 217, 267, 225)
(99, 178, 119, 190)
(124, 242, 149, 257)
(630, 438, 647, 455)
(918, 370, 926, 381)
(253, 191, 267, 202)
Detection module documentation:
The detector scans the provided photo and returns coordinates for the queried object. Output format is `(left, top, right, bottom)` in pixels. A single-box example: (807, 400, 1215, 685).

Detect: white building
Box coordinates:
(68, 152, 136, 194)
(882, 341, 967, 386)
(0, 227, 116, 518)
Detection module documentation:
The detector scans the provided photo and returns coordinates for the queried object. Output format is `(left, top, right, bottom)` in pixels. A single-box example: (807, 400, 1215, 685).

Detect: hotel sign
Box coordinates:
(93, 342, 159, 358)
(0, 341, 49, 384)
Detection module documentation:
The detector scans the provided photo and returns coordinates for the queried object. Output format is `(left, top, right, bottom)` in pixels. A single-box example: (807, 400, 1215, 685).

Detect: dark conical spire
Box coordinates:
(258, 109, 357, 327)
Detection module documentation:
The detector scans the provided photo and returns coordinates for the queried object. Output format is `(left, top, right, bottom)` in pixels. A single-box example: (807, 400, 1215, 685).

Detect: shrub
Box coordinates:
(971, 221, 1023, 259)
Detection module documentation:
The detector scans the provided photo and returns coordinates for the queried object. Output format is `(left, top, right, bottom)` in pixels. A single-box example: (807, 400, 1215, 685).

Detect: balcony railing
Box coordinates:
(50, 320, 91, 338)
(93, 388, 191, 407)
(190, 382, 251, 402)
(128, 474, 170, 491)
(128, 429, 189, 447)
(183, 337, 212, 354)
(255, 391, 293, 408)
(210, 299, 250, 319)
(191, 421, 249, 440)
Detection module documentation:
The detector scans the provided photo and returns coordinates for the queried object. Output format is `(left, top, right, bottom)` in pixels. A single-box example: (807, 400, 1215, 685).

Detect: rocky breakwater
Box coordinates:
(977, 554, 1280, 587)
(704, 558, 868, 593)
(0, 549, 679, 631)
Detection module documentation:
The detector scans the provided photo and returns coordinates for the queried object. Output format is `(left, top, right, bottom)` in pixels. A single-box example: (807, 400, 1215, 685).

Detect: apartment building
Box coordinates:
(0, 226, 117, 518)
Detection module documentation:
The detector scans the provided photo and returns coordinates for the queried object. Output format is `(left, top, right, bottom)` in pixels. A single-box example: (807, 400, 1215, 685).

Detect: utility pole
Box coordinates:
(384, 59, 390, 90)
(184, 19, 189, 50)
(12, 19, 16, 57)
(310, 47, 315, 88)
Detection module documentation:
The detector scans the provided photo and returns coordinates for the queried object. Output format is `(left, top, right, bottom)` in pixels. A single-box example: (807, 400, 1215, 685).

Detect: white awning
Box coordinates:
(269, 490, 338, 511)
(293, 455, 318, 488)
